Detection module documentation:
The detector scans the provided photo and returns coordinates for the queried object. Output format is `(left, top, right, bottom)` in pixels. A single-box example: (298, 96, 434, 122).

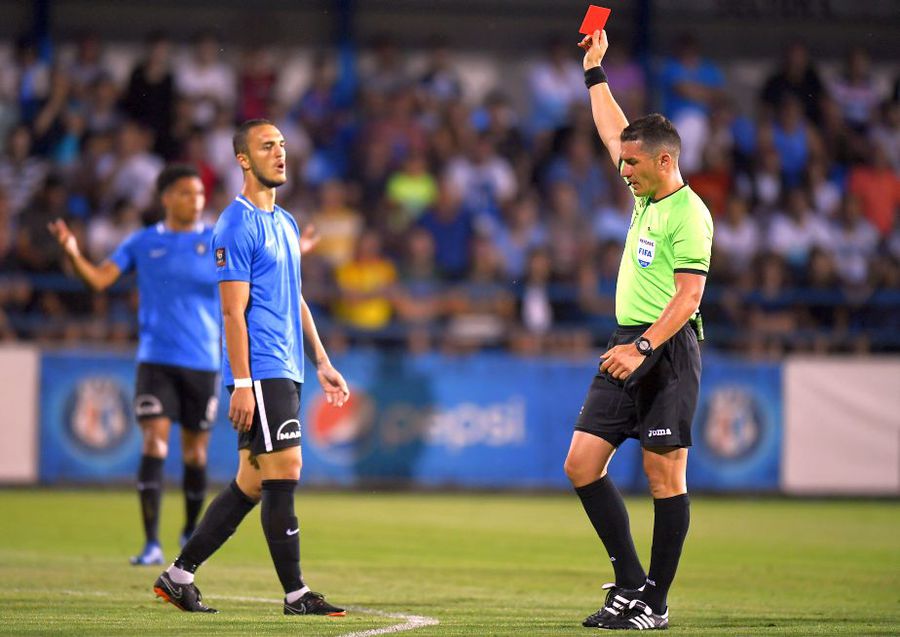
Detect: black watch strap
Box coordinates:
(635, 336, 653, 356)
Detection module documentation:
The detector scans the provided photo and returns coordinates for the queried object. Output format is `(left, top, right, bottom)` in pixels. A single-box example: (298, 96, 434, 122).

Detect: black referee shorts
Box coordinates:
(230, 378, 302, 456)
(574, 323, 701, 448)
(134, 362, 220, 432)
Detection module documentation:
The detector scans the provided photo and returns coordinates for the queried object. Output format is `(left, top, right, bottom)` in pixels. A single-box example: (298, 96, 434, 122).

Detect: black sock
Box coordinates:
(182, 464, 207, 534)
(575, 475, 646, 589)
(640, 494, 690, 614)
(175, 480, 258, 572)
(137, 455, 164, 544)
(261, 479, 304, 595)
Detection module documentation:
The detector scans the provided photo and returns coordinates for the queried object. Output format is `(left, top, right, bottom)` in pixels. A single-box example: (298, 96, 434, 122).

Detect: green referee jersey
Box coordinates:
(615, 183, 713, 326)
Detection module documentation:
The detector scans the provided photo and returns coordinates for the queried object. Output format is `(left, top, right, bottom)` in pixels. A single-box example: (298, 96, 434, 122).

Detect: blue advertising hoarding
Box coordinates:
(687, 356, 782, 491)
(298, 352, 642, 489)
(39, 350, 779, 491)
(39, 351, 239, 484)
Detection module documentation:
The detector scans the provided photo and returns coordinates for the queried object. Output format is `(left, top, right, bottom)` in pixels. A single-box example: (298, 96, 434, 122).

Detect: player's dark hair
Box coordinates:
(621, 114, 681, 158)
(156, 163, 200, 194)
(233, 119, 274, 156)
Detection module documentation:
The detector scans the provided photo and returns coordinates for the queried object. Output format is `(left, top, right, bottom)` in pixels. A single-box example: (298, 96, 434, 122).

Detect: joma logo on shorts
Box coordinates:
(276, 419, 301, 441)
(647, 428, 672, 437)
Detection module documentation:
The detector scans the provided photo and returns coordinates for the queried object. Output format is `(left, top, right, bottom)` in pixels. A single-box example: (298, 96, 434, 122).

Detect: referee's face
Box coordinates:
(619, 140, 659, 198)
(244, 124, 287, 189)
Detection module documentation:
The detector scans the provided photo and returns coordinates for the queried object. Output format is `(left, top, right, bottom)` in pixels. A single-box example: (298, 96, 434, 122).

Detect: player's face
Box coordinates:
(243, 125, 287, 189)
(163, 176, 205, 225)
(619, 140, 661, 198)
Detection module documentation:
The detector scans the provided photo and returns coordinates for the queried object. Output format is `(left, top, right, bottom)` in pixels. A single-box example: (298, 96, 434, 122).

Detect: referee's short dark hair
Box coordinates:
(621, 114, 681, 158)
(156, 163, 200, 195)
(233, 119, 274, 156)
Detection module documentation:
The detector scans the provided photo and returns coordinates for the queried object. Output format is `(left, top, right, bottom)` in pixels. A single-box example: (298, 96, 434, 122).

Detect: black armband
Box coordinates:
(584, 66, 608, 89)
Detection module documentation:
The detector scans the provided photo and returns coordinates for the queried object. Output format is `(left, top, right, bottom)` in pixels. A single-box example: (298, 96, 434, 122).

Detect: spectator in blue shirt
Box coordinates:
(659, 34, 725, 174)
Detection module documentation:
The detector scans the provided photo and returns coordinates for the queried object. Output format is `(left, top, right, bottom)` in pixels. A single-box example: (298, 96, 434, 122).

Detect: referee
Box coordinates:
(153, 120, 349, 616)
(564, 31, 713, 630)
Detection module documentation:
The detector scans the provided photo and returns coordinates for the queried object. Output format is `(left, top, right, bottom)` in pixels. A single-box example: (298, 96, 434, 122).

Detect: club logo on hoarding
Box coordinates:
(64, 377, 131, 453)
(307, 389, 376, 464)
(698, 386, 763, 460)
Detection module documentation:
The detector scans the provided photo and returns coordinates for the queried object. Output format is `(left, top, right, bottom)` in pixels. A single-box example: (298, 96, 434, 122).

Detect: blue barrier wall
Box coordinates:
(39, 350, 781, 491)
(39, 350, 239, 484)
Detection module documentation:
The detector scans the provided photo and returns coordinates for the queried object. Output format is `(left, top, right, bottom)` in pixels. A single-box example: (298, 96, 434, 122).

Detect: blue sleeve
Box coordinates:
(212, 213, 257, 282)
(108, 231, 139, 274)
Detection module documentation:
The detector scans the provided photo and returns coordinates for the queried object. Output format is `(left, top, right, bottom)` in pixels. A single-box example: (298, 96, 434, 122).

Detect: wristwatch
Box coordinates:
(635, 336, 653, 357)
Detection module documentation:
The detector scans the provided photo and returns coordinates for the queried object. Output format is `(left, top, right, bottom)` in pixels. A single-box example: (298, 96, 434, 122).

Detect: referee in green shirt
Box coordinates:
(564, 30, 713, 631)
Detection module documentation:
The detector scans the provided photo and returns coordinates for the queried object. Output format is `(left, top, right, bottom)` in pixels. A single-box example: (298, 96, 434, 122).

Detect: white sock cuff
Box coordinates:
(285, 585, 311, 603)
(166, 564, 195, 585)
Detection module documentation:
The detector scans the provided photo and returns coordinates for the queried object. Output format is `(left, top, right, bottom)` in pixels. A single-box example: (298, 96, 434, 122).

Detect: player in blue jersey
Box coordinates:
(48, 165, 220, 566)
(153, 119, 350, 617)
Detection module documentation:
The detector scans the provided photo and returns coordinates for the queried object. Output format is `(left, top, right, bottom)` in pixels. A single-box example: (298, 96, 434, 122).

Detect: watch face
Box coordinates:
(637, 338, 651, 354)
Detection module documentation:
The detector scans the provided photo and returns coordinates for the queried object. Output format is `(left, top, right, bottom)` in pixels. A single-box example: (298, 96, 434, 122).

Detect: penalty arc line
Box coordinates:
(219, 595, 439, 637)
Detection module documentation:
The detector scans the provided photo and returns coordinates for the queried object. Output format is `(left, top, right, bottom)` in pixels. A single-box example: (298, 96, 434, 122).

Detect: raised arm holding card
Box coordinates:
(578, 29, 629, 167)
(566, 22, 714, 633)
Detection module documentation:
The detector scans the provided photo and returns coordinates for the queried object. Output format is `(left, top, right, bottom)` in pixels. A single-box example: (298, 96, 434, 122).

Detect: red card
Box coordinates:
(579, 5, 611, 35)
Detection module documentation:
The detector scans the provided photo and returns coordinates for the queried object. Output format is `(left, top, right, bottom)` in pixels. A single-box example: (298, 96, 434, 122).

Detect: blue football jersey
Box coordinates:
(109, 222, 220, 371)
(212, 195, 304, 385)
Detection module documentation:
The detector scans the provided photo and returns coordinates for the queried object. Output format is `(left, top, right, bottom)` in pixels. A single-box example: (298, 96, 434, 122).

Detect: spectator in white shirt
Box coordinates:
(805, 158, 842, 218)
(767, 187, 831, 269)
(175, 32, 236, 127)
(444, 134, 517, 223)
(95, 121, 163, 213)
(527, 38, 588, 136)
(826, 195, 880, 286)
(0, 125, 47, 219)
(714, 196, 761, 278)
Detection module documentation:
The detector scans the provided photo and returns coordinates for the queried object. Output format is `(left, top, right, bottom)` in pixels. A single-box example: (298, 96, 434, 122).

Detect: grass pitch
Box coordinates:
(0, 489, 897, 636)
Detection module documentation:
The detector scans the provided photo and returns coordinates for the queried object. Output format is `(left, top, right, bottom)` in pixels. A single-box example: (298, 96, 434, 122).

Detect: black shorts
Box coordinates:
(134, 362, 220, 432)
(232, 378, 303, 456)
(574, 323, 701, 448)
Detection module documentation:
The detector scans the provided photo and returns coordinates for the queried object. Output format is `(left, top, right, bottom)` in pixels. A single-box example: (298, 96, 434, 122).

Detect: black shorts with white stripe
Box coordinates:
(230, 378, 302, 455)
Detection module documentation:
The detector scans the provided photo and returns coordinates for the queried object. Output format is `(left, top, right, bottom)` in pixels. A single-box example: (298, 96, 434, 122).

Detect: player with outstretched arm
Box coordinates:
(49, 164, 220, 567)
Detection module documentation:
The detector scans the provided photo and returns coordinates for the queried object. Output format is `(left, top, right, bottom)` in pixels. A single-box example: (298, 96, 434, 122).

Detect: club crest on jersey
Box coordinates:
(637, 237, 655, 268)
(215, 247, 226, 267)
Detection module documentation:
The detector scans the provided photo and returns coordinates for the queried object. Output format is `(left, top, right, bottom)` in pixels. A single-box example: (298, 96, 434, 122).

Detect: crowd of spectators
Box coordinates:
(0, 31, 898, 357)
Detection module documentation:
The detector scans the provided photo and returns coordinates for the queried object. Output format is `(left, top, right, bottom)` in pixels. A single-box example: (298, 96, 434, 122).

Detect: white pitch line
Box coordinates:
(337, 610, 439, 637)
(218, 595, 439, 637)
(55, 590, 438, 637)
